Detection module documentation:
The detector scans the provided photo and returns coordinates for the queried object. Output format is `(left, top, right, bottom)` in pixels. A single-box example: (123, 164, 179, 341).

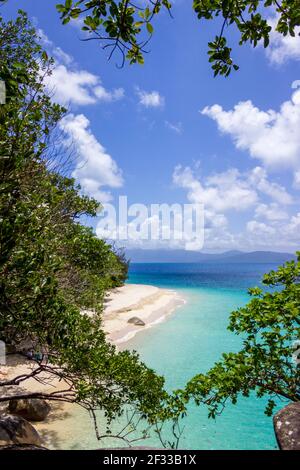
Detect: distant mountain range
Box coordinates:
(126, 249, 297, 264)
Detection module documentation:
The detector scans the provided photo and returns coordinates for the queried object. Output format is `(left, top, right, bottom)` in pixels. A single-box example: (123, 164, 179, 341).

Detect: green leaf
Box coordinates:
(147, 22, 154, 34)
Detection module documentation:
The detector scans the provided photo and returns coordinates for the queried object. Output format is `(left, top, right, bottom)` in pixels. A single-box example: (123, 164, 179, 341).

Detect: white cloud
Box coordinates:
(165, 121, 183, 134)
(247, 220, 276, 236)
(202, 89, 300, 170)
(294, 170, 300, 188)
(38, 28, 73, 65)
(285, 213, 300, 241)
(173, 166, 260, 213)
(94, 86, 124, 102)
(266, 16, 300, 65)
(53, 47, 74, 66)
(96, 209, 205, 251)
(198, 86, 300, 250)
(37, 30, 126, 204)
(173, 164, 298, 251)
(47, 65, 99, 105)
(47, 64, 124, 106)
(39, 29, 124, 106)
(60, 114, 123, 202)
(173, 165, 254, 251)
(255, 203, 288, 221)
(173, 165, 292, 214)
(245, 212, 300, 249)
(248, 166, 293, 204)
(136, 87, 165, 108)
(38, 28, 53, 47)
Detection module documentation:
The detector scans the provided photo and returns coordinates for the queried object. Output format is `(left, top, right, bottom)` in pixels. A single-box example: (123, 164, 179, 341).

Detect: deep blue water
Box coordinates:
(128, 262, 273, 290)
(125, 262, 284, 450)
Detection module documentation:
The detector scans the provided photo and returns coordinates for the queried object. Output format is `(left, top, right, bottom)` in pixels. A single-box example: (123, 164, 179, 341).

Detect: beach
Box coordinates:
(102, 284, 185, 344)
(0, 283, 185, 449)
(0, 264, 282, 450)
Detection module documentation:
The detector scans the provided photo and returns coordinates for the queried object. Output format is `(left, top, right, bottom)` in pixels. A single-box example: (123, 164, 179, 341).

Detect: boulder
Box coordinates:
(0, 414, 42, 446)
(9, 398, 51, 422)
(273, 402, 300, 450)
(127, 317, 145, 326)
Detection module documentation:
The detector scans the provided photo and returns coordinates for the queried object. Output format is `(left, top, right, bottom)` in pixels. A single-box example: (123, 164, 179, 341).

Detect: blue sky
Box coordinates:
(3, 0, 300, 253)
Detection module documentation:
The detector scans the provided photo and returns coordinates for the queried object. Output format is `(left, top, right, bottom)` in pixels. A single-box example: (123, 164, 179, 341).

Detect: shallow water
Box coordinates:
(125, 263, 282, 450)
(53, 263, 283, 450)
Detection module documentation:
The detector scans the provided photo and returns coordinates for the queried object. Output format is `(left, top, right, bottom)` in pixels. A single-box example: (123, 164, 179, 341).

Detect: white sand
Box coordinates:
(0, 354, 78, 449)
(102, 284, 185, 344)
(0, 284, 185, 448)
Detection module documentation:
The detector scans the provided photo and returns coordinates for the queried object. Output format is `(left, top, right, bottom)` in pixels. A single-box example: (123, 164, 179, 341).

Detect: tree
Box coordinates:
(52, 0, 300, 75)
(0, 12, 174, 446)
(174, 254, 300, 419)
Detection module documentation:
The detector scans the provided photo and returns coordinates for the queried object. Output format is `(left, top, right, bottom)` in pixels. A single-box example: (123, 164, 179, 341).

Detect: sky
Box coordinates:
(2, 0, 300, 253)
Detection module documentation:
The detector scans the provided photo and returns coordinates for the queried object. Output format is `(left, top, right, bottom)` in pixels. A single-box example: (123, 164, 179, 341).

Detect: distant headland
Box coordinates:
(126, 249, 297, 264)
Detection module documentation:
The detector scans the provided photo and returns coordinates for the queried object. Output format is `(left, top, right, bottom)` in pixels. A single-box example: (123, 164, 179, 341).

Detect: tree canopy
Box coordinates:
(53, 0, 300, 75)
(0, 2, 299, 450)
(0, 11, 174, 445)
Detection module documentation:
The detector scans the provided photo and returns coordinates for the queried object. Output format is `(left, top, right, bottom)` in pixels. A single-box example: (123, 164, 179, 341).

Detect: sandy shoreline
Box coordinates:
(102, 284, 185, 344)
(0, 283, 185, 449)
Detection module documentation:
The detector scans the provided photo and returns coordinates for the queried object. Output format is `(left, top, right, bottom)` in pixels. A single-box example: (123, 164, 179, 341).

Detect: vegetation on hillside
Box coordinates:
(0, 12, 173, 445)
(0, 3, 299, 450)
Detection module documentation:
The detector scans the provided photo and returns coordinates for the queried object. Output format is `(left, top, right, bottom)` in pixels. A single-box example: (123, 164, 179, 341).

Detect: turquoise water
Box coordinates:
(125, 263, 284, 450)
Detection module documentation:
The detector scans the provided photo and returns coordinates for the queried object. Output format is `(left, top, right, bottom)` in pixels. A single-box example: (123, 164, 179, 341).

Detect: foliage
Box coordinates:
(193, 0, 300, 76)
(175, 254, 300, 419)
(52, 0, 300, 75)
(0, 11, 171, 443)
(56, 0, 172, 66)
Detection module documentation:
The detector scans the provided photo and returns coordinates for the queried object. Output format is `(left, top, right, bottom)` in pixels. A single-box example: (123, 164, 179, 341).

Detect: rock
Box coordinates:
(5, 344, 17, 354)
(9, 398, 51, 422)
(0, 414, 42, 446)
(273, 402, 300, 450)
(127, 317, 145, 326)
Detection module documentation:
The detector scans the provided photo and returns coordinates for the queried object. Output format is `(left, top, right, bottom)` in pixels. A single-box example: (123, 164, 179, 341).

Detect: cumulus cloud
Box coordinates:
(254, 203, 288, 222)
(38, 30, 125, 204)
(136, 87, 165, 108)
(39, 29, 124, 106)
(202, 89, 300, 170)
(97, 205, 205, 251)
(247, 220, 276, 236)
(286, 213, 300, 242)
(38, 28, 73, 66)
(266, 16, 300, 65)
(173, 164, 298, 251)
(198, 86, 300, 250)
(60, 114, 123, 202)
(46, 64, 124, 106)
(173, 166, 261, 213)
(248, 166, 293, 204)
(245, 211, 300, 250)
(294, 171, 300, 188)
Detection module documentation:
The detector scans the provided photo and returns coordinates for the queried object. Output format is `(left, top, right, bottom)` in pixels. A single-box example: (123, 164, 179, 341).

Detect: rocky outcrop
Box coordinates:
(9, 398, 51, 422)
(273, 402, 300, 450)
(127, 317, 145, 326)
(0, 413, 42, 446)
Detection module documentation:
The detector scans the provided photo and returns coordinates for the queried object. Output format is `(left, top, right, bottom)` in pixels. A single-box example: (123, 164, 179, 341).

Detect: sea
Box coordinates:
(125, 262, 283, 450)
(55, 262, 284, 450)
